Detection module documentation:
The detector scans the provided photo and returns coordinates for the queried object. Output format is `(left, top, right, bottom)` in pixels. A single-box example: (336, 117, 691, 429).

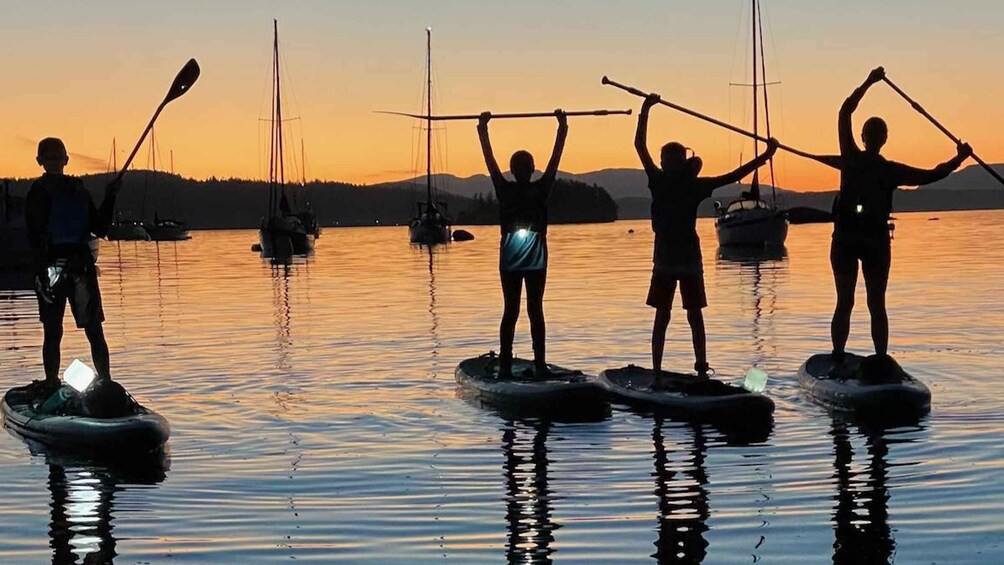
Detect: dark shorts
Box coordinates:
(646, 269, 707, 310)
(36, 268, 104, 328)
(830, 232, 891, 280)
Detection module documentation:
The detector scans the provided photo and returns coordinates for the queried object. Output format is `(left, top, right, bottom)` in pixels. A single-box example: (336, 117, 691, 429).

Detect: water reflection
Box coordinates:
(716, 247, 788, 366)
(501, 419, 558, 564)
(424, 245, 442, 378)
(830, 418, 923, 564)
(42, 447, 168, 565)
(651, 418, 710, 564)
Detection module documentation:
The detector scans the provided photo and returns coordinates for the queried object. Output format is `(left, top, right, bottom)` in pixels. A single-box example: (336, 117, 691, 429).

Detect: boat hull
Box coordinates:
(716, 208, 788, 247)
(107, 223, 151, 241)
(259, 217, 314, 259)
(409, 222, 451, 245)
(147, 223, 191, 241)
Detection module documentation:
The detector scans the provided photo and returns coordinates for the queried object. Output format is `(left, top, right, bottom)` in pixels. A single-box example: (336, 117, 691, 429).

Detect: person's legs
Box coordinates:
(647, 270, 677, 374)
(652, 306, 671, 374)
(499, 270, 524, 377)
(42, 319, 64, 383)
(679, 275, 709, 375)
(830, 238, 860, 362)
(524, 269, 547, 373)
(85, 323, 111, 380)
(72, 267, 110, 379)
(862, 240, 892, 357)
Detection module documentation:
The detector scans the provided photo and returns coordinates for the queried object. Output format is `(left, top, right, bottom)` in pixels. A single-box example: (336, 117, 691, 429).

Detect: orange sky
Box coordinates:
(2, 1, 1002, 191)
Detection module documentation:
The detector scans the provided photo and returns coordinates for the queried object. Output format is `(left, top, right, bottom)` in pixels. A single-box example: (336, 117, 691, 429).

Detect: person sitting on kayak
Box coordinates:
(809, 67, 971, 370)
(635, 93, 777, 382)
(26, 138, 121, 394)
(478, 110, 568, 379)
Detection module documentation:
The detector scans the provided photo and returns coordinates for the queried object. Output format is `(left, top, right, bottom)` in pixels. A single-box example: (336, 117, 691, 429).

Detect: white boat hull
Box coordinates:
(716, 207, 788, 247)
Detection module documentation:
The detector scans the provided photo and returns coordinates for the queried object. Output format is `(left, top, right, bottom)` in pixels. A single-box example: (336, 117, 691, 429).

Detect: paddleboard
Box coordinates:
(797, 353, 931, 415)
(2, 385, 170, 453)
(455, 354, 607, 413)
(599, 365, 774, 420)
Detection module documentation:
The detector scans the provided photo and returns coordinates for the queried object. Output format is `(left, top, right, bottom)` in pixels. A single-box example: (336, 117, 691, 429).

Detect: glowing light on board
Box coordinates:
(856, 204, 864, 214)
(515, 228, 529, 239)
(64, 359, 96, 393)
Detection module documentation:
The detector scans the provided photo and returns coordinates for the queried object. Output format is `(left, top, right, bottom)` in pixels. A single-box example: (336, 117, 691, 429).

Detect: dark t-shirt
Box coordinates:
(494, 177, 551, 236)
(826, 151, 950, 239)
(25, 173, 110, 265)
(647, 170, 717, 270)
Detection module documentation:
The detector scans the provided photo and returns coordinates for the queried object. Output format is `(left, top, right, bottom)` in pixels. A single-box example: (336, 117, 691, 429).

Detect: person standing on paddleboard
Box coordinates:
(810, 67, 971, 371)
(635, 94, 777, 382)
(26, 138, 121, 393)
(478, 110, 568, 379)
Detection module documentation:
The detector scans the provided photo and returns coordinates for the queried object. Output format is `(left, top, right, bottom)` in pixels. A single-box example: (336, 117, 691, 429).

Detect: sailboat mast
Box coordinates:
(757, 0, 779, 208)
(301, 138, 306, 186)
(750, 0, 761, 199)
(268, 20, 279, 219)
(426, 27, 433, 212)
(112, 138, 117, 171)
(274, 19, 287, 214)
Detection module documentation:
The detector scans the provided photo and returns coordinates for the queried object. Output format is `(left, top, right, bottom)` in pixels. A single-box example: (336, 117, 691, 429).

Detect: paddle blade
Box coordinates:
(165, 58, 201, 104)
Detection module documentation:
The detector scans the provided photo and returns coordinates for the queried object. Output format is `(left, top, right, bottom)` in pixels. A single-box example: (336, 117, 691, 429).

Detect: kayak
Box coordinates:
(2, 385, 170, 453)
(599, 365, 774, 420)
(455, 354, 608, 413)
(797, 353, 931, 415)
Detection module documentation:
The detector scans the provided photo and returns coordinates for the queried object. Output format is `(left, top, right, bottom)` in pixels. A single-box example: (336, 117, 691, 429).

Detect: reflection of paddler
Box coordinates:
(830, 420, 894, 564)
(651, 417, 710, 564)
(478, 111, 567, 380)
(502, 419, 558, 564)
(45, 451, 168, 564)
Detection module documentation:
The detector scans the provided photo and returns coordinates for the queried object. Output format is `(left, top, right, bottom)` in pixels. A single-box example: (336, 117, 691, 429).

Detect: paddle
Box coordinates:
(375, 109, 632, 121)
(601, 76, 818, 160)
(114, 59, 201, 185)
(882, 76, 1004, 188)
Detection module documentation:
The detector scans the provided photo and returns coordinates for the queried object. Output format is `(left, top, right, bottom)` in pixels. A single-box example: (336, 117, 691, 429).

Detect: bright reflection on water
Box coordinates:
(1, 211, 1002, 564)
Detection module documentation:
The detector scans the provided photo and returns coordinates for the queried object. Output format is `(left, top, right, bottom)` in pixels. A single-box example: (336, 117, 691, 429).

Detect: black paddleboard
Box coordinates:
(797, 353, 931, 415)
(455, 354, 608, 413)
(599, 365, 774, 420)
(2, 385, 170, 454)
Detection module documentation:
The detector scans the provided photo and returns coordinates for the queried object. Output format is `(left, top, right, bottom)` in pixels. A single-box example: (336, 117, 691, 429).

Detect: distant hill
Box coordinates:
(2, 172, 617, 229)
(381, 162, 1004, 220)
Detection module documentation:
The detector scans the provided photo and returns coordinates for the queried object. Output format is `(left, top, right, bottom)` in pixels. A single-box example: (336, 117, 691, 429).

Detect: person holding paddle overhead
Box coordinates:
(26, 138, 121, 393)
(635, 93, 777, 382)
(811, 67, 972, 372)
(478, 109, 568, 379)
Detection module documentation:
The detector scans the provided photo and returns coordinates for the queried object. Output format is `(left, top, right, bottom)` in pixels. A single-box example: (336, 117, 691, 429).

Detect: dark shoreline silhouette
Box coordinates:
(1, 172, 618, 230)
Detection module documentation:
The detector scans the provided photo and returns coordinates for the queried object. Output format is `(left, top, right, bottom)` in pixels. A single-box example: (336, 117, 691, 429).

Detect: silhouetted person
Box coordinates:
(478, 110, 568, 379)
(26, 138, 120, 389)
(636, 94, 777, 380)
(811, 67, 972, 368)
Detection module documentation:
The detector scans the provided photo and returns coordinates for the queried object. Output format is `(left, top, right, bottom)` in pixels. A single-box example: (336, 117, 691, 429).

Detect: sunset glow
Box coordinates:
(3, 0, 1002, 191)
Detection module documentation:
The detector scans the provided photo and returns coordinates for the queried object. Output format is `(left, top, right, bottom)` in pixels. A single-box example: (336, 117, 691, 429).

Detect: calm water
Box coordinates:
(1, 211, 1002, 564)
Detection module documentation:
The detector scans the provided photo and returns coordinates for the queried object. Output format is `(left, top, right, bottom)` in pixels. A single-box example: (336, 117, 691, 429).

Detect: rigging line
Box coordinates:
(758, 0, 780, 205)
(763, 0, 789, 190)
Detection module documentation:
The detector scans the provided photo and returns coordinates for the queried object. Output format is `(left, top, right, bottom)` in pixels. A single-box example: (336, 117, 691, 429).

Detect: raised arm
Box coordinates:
(840, 67, 884, 154)
(703, 138, 780, 190)
(90, 177, 121, 238)
(539, 110, 569, 186)
(892, 143, 972, 187)
(477, 112, 506, 188)
(806, 154, 845, 170)
(634, 94, 661, 176)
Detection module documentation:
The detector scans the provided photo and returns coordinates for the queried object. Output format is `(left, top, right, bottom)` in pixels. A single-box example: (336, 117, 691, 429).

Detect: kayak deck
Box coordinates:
(797, 353, 931, 415)
(2, 385, 170, 454)
(599, 365, 774, 421)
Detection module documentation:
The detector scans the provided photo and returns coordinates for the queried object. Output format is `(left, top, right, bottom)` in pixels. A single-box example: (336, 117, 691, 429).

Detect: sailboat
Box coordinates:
(144, 130, 191, 241)
(715, 0, 788, 248)
(407, 28, 452, 245)
(106, 138, 152, 241)
(257, 20, 315, 259)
